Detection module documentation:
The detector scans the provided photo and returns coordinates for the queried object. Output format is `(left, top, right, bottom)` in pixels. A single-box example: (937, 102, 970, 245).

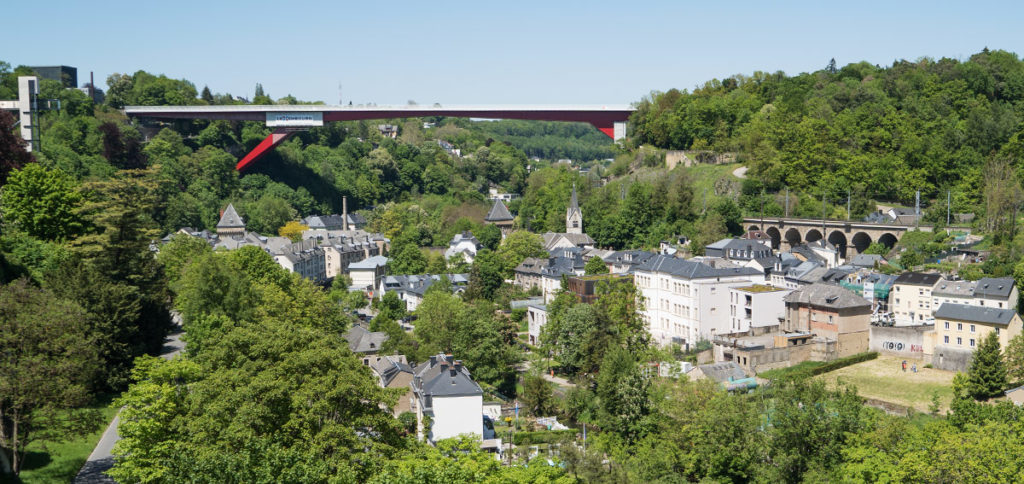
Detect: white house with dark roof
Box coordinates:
(444, 231, 483, 263)
(411, 354, 485, 444)
(349, 255, 388, 293)
(345, 324, 389, 365)
(634, 254, 763, 347)
(891, 272, 943, 325)
(974, 277, 1018, 311)
(704, 238, 772, 262)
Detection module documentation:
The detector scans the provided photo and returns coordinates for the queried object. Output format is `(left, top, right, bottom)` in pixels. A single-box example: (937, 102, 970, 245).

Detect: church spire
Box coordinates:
(566, 183, 583, 234)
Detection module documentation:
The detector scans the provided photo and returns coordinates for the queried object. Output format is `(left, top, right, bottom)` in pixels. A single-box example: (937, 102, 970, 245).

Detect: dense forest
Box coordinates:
(630, 49, 1024, 211)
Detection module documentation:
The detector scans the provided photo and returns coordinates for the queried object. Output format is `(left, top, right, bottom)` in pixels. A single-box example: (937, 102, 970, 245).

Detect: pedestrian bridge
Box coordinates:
(743, 217, 933, 257)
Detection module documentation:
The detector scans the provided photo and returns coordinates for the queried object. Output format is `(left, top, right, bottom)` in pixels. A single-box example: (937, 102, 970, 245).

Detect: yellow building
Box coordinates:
(932, 303, 1023, 371)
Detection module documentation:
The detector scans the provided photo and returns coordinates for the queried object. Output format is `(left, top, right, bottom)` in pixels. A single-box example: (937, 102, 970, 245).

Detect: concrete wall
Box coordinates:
(933, 345, 975, 372)
(870, 325, 931, 360)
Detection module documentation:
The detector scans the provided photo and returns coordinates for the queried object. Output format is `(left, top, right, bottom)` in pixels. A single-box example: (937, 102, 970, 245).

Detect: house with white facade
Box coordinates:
(974, 277, 1019, 311)
(513, 255, 584, 303)
(891, 272, 942, 325)
(445, 231, 484, 264)
(379, 274, 469, 311)
(411, 354, 485, 444)
(728, 285, 792, 333)
(349, 255, 388, 294)
(634, 255, 763, 347)
(527, 304, 549, 345)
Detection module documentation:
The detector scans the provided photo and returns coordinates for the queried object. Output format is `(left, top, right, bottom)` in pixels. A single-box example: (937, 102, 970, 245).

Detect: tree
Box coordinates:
(0, 110, 33, 186)
(542, 303, 615, 375)
(246, 195, 295, 235)
(967, 330, 1008, 400)
(200, 85, 214, 104)
(98, 122, 147, 170)
(596, 346, 650, 443)
(0, 279, 101, 475)
(278, 220, 308, 242)
(388, 243, 427, 275)
(156, 233, 212, 287)
(497, 230, 546, 275)
(0, 164, 83, 240)
(110, 318, 407, 483)
(465, 248, 504, 300)
(476, 223, 502, 250)
(1005, 333, 1024, 385)
(584, 256, 609, 275)
(520, 371, 555, 416)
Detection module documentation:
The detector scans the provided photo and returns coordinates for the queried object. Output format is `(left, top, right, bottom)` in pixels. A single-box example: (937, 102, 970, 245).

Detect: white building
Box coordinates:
(527, 304, 548, 346)
(444, 231, 483, 264)
(349, 255, 388, 294)
(728, 285, 792, 333)
(411, 354, 484, 443)
(634, 255, 763, 347)
(274, 239, 327, 283)
(974, 277, 1019, 311)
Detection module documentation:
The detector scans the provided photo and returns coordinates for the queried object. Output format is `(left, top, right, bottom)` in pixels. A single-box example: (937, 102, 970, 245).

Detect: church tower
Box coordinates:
(566, 183, 583, 234)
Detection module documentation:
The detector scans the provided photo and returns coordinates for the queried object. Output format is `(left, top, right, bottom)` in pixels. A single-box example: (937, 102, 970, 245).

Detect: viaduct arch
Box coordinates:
(744, 217, 932, 257)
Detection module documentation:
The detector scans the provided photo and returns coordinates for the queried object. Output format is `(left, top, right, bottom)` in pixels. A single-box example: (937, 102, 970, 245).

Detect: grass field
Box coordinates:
(1, 397, 119, 484)
(816, 355, 955, 413)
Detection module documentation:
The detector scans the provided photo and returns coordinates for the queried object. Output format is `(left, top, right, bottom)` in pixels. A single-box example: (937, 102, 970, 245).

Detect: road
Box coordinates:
(73, 327, 184, 484)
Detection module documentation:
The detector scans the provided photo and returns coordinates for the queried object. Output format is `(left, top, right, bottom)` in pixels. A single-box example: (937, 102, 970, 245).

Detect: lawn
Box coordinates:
(1, 396, 119, 484)
(816, 356, 956, 413)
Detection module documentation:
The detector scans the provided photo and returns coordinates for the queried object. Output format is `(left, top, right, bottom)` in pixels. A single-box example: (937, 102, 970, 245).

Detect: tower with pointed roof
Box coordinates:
(216, 203, 246, 236)
(484, 199, 515, 238)
(566, 183, 582, 234)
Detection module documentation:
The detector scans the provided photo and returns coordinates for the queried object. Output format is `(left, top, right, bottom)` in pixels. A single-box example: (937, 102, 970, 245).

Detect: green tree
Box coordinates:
(156, 233, 212, 287)
(967, 330, 1008, 400)
(1005, 332, 1024, 385)
(0, 279, 101, 475)
(245, 195, 295, 235)
(584, 256, 609, 275)
(596, 346, 650, 443)
(496, 230, 546, 276)
(520, 371, 555, 417)
(465, 248, 504, 300)
(0, 164, 83, 240)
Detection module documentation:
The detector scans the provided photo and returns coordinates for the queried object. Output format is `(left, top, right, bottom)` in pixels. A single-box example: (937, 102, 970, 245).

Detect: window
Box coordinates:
(828, 315, 834, 324)
(970, 324, 975, 333)
(944, 322, 949, 329)
(970, 339, 976, 347)
(999, 302, 1004, 308)
(944, 335, 949, 343)
(957, 337, 962, 345)
(957, 323, 962, 331)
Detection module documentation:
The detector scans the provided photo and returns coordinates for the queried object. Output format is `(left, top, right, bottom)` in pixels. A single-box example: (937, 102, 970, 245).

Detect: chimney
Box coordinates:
(342, 196, 349, 231)
(429, 355, 437, 366)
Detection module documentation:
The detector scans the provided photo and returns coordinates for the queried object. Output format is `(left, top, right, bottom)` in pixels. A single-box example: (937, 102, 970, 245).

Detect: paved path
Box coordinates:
(73, 328, 184, 484)
(732, 165, 748, 179)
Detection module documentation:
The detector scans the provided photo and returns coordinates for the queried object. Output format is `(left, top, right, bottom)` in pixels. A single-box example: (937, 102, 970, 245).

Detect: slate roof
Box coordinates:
(932, 279, 976, 298)
(634, 254, 762, 279)
(413, 354, 483, 401)
(349, 255, 389, 270)
(894, 272, 942, 287)
(935, 303, 1018, 326)
(216, 203, 245, 229)
(541, 232, 596, 250)
(784, 283, 871, 310)
(849, 254, 885, 268)
(370, 355, 413, 387)
(345, 324, 389, 353)
(974, 277, 1015, 299)
(485, 200, 514, 222)
(697, 362, 748, 383)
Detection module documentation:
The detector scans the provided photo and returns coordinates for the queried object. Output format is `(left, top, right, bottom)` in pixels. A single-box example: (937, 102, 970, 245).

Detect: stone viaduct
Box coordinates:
(743, 217, 933, 258)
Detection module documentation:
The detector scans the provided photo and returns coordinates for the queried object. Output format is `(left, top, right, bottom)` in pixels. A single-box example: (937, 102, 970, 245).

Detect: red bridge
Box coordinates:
(125, 104, 633, 171)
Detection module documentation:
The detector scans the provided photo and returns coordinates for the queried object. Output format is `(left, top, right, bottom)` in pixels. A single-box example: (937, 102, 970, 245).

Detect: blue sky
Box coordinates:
(6, 1, 1022, 105)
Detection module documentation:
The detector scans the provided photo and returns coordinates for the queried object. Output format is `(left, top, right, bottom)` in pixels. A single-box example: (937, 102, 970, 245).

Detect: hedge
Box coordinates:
(767, 352, 879, 381)
(510, 429, 577, 445)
